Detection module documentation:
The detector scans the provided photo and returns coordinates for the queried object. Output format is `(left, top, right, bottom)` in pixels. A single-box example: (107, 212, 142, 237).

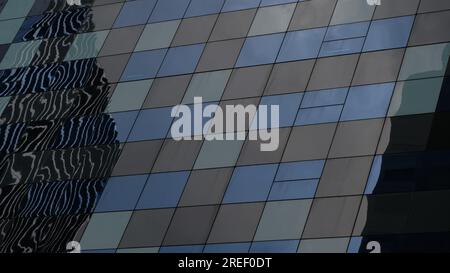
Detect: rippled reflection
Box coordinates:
(0, 1, 120, 253)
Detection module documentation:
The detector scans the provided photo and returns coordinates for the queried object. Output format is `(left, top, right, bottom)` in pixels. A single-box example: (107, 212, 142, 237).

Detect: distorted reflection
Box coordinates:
(356, 43, 450, 252)
(0, 1, 120, 252)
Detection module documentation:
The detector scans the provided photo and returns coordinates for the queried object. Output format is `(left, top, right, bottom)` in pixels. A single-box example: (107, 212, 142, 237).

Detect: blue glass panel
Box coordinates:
(128, 107, 174, 141)
(363, 16, 414, 52)
(260, 0, 298, 7)
(137, 171, 190, 209)
(268, 179, 318, 200)
(222, 0, 261, 12)
(236, 33, 284, 67)
(204, 243, 251, 253)
(325, 21, 370, 41)
(148, 0, 191, 23)
(121, 49, 167, 81)
(347, 237, 363, 253)
(159, 245, 204, 253)
(301, 88, 348, 108)
(295, 105, 343, 126)
(257, 93, 303, 128)
(250, 240, 299, 253)
(364, 155, 382, 194)
(277, 28, 326, 62)
(186, 0, 224, 17)
(341, 83, 394, 121)
(319, 37, 365, 57)
(113, 0, 158, 28)
(13, 15, 42, 43)
(95, 175, 148, 212)
(223, 164, 278, 203)
(158, 44, 205, 77)
(276, 160, 325, 181)
(110, 111, 139, 142)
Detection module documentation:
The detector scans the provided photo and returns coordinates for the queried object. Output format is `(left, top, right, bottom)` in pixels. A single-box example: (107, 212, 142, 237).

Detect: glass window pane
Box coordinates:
(329, 119, 384, 158)
(204, 243, 250, 253)
(269, 179, 318, 200)
(296, 105, 343, 126)
(236, 33, 284, 67)
(0, 40, 41, 69)
(303, 196, 360, 238)
(341, 83, 394, 121)
(183, 70, 231, 104)
(254, 200, 312, 241)
(330, 0, 375, 25)
(388, 77, 443, 117)
(261, 0, 298, 6)
(128, 107, 173, 141)
(159, 245, 204, 253)
(135, 20, 180, 51)
(119, 209, 174, 248)
(143, 75, 191, 108)
(283, 124, 336, 162)
(113, 0, 157, 28)
(256, 93, 303, 128)
(163, 206, 218, 245)
(136, 171, 189, 209)
(157, 43, 205, 77)
(148, 0, 191, 23)
(289, 0, 336, 31)
(152, 139, 202, 173)
(99, 25, 143, 57)
(301, 88, 348, 108)
(80, 211, 132, 250)
(398, 43, 450, 81)
(208, 203, 264, 243)
(0, 18, 25, 45)
(316, 156, 372, 197)
(196, 39, 244, 72)
(222, 0, 261, 12)
(325, 21, 370, 41)
(107, 79, 153, 113)
(210, 8, 256, 41)
(65, 30, 109, 61)
(248, 3, 296, 36)
(223, 164, 278, 203)
(179, 168, 233, 206)
(277, 28, 326, 62)
(319, 37, 365, 57)
(276, 160, 325, 181)
(186, 0, 224, 17)
(363, 16, 414, 52)
(95, 175, 148, 212)
(171, 15, 217, 47)
(0, 0, 34, 20)
(298, 237, 349, 253)
(112, 140, 162, 176)
(120, 49, 167, 81)
(110, 111, 139, 142)
(250, 240, 299, 253)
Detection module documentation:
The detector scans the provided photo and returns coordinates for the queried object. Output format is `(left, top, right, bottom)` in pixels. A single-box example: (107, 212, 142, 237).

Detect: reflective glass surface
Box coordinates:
(0, 0, 449, 254)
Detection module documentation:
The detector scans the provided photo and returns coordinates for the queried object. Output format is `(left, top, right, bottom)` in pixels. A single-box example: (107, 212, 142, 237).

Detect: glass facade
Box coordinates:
(0, 0, 449, 253)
